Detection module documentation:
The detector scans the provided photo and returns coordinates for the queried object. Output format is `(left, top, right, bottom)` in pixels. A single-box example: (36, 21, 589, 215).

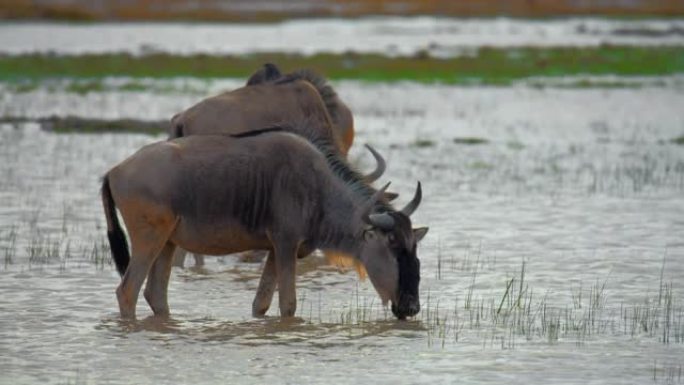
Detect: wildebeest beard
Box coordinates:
(387, 212, 421, 319)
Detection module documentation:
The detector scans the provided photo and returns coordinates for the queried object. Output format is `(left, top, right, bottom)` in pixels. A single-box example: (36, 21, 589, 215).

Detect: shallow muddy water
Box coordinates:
(1, 17, 683, 56)
(1, 83, 683, 384)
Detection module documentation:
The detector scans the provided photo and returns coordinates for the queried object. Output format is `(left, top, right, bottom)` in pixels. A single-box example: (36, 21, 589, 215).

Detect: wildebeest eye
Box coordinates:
(387, 233, 396, 243)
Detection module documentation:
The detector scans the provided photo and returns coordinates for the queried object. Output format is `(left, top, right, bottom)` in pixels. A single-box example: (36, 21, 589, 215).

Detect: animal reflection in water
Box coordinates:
(169, 63, 391, 268)
(102, 123, 428, 320)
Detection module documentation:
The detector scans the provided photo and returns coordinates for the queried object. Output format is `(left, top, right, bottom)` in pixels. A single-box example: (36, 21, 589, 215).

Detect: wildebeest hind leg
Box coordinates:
(144, 241, 177, 317)
(252, 251, 276, 317)
(117, 218, 178, 319)
(172, 247, 187, 268)
(273, 241, 299, 318)
(171, 248, 205, 268)
(192, 253, 205, 266)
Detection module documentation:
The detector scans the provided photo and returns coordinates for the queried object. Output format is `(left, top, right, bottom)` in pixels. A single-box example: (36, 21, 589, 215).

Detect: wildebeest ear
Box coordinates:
(413, 227, 429, 242)
(383, 191, 399, 202)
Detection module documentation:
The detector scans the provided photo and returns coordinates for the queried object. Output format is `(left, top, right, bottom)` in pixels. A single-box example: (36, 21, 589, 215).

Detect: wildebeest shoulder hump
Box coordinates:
(275, 69, 340, 124)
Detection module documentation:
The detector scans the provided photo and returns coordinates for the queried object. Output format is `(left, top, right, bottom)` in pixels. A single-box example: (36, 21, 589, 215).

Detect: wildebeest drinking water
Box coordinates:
(170, 64, 389, 267)
(101, 123, 428, 320)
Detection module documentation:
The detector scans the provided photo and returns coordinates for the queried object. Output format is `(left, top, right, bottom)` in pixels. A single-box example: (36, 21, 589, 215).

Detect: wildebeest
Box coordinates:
(170, 63, 355, 155)
(170, 64, 387, 267)
(101, 123, 428, 320)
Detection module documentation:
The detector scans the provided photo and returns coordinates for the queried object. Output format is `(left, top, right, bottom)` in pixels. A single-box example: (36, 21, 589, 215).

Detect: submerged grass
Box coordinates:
(1, 225, 112, 271)
(0, 115, 169, 135)
(422, 261, 684, 349)
(453, 137, 489, 145)
(1, 46, 683, 85)
(412, 139, 436, 148)
(3, 223, 682, 349)
(317, 253, 683, 350)
(2, 226, 18, 268)
(1, 78, 215, 95)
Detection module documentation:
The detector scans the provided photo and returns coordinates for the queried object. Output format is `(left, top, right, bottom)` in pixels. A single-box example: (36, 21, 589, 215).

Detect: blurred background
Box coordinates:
(1, 2, 683, 385)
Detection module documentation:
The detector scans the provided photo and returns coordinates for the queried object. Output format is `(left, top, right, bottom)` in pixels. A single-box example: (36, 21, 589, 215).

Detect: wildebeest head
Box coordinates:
(358, 182, 428, 320)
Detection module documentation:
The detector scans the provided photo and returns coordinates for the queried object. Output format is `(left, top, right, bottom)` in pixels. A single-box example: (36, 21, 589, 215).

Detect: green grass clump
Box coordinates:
(412, 139, 436, 148)
(672, 135, 684, 145)
(47, 117, 168, 134)
(469, 161, 493, 170)
(453, 137, 488, 145)
(0, 46, 682, 85)
(0, 116, 169, 135)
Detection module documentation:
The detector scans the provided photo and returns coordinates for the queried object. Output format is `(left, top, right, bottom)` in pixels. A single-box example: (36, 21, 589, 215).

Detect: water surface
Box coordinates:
(1, 83, 683, 384)
(1, 17, 683, 56)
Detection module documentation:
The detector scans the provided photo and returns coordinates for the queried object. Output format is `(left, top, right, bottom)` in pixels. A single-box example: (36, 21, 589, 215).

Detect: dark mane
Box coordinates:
(245, 63, 282, 86)
(246, 64, 343, 127)
(269, 120, 392, 212)
(275, 69, 341, 126)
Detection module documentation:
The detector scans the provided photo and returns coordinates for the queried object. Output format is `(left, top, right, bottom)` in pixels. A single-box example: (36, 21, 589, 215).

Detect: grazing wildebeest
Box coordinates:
(102, 124, 428, 320)
(170, 64, 387, 267)
(170, 63, 355, 155)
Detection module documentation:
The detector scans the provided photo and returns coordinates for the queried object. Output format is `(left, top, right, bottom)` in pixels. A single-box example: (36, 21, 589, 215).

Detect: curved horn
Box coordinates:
(363, 144, 386, 183)
(367, 213, 395, 230)
(360, 182, 391, 222)
(401, 181, 422, 217)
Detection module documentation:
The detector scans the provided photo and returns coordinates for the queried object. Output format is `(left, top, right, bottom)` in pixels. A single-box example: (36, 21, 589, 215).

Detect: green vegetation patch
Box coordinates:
(672, 135, 684, 145)
(469, 161, 493, 170)
(3, 78, 214, 95)
(506, 141, 525, 150)
(453, 137, 489, 145)
(0, 116, 169, 135)
(412, 139, 436, 148)
(0, 46, 683, 85)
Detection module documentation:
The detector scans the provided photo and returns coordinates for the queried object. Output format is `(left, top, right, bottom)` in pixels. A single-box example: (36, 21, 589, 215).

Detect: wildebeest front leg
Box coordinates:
(274, 241, 299, 318)
(143, 242, 177, 317)
(252, 251, 276, 317)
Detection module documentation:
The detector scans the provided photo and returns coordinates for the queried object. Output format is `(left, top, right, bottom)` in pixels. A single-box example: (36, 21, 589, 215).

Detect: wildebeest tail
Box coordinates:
(101, 175, 130, 277)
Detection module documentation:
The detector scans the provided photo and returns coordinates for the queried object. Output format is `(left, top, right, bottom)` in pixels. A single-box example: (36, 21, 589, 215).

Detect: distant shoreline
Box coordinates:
(2, 0, 684, 22)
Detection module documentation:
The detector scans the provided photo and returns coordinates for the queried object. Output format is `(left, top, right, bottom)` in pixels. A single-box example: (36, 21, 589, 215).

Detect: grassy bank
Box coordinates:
(1, 46, 683, 85)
